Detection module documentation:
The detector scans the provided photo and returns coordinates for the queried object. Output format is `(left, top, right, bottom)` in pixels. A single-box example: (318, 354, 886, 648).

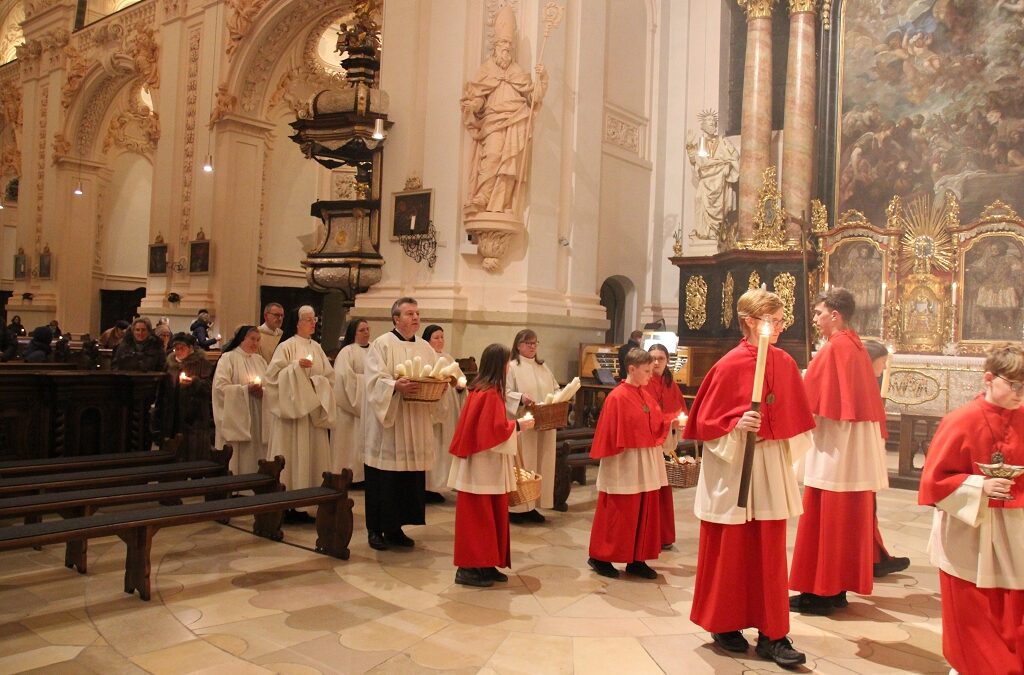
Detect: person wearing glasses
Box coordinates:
(505, 329, 560, 523)
(789, 288, 889, 617)
(919, 342, 1024, 675)
(264, 305, 336, 524)
(682, 287, 814, 668)
(257, 302, 285, 364)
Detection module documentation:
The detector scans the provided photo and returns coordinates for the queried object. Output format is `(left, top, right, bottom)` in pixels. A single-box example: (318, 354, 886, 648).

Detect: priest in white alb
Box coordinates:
(363, 297, 446, 551)
(265, 305, 336, 523)
(213, 325, 269, 475)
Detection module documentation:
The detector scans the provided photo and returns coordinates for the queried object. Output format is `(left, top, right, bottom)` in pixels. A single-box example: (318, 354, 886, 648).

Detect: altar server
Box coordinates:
(332, 318, 370, 483)
(683, 287, 814, 668)
(213, 325, 269, 475)
(789, 288, 889, 615)
(643, 343, 688, 549)
(424, 324, 465, 503)
(919, 342, 1024, 675)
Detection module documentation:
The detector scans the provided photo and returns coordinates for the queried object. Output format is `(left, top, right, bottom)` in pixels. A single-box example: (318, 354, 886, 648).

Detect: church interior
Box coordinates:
(1, 0, 1023, 672)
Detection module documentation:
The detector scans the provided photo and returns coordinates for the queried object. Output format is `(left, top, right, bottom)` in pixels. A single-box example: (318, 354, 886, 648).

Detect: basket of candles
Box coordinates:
(664, 449, 700, 488)
(395, 355, 462, 403)
(527, 377, 583, 431)
(508, 445, 543, 506)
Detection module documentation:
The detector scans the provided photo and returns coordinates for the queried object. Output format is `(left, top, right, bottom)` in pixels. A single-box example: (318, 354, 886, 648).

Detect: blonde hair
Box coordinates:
(736, 288, 784, 338)
(984, 342, 1024, 381)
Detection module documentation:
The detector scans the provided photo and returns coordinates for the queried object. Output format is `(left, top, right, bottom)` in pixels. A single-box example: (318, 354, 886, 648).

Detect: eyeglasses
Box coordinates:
(267, 312, 284, 318)
(760, 317, 785, 328)
(522, 341, 539, 346)
(996, 375, 1024, 394)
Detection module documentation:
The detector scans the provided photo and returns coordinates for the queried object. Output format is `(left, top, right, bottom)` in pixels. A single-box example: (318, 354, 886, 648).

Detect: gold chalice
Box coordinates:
(977, 453, 1024, 500)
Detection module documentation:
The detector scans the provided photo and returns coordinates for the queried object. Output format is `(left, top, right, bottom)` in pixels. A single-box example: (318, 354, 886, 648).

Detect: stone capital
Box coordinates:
(788, 0, 817, 14)
(738, 0, 778, 20)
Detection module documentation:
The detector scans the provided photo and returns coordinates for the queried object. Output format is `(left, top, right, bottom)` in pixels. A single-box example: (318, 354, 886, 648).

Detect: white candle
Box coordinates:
(751, 320, 771, 403)
(951, 281, 958, 306)
(253, 376, 261, 386)
(880, 282, 888, 337)
(880, 347, 894, 399)
(409, 214, 416, 232)
(306, 353, 313, 361)
(457, 376, 467, 388)
(520, 411, 534, 422)
(179, 371, 191, 383)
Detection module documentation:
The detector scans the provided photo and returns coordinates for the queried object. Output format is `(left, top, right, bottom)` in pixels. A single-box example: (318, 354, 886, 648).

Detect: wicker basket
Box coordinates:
(508, 438, 543, 506)
(529, 400, 569, 431)
(400, 377, 449, 403)
(664, 452, 700, 488)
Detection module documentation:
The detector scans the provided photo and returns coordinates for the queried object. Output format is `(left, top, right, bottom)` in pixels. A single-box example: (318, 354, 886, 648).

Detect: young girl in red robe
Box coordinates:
(683, 288, 814, 668)
(448, 343, 535, 588)
(919, 342, 1024, 675)
(587, 348, 679, 580)
(644, 343, 688, 549)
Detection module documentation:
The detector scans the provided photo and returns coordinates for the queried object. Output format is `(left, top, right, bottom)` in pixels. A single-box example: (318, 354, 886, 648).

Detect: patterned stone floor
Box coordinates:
(0, 474, 946, 674)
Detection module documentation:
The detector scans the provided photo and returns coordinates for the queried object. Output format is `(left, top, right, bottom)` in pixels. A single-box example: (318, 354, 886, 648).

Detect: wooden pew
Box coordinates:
(0, 456, 286, 573)
(0, 448, 231, 498)
(0, 437, 183, 478)
(0, 470, 354, 601)
(552, 428, 597, 511)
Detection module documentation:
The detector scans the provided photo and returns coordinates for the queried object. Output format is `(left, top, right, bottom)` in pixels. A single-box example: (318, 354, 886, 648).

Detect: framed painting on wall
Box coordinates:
(148, 243, 168, 275)
(37, 248, 52, 280)
(13, 249, 26, 280)
(392, 189, 432, 238)
(189, 231, 210, 274)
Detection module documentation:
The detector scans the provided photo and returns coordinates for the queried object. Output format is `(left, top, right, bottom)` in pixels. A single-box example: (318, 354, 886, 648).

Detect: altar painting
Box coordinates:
(961, 234, 1024, 342)
(827, 239, 884, 337)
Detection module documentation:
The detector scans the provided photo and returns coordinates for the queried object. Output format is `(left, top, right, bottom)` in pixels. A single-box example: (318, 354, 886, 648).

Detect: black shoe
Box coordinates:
(384, 529, 415, 547)
(832, 591, 849, 608)
(482, 567, 509, 582)
(284, 509, 315, 524)
(455, 567, 493, 587)
(756, 634, 806, 668)
(789, 592, 835, 616)
(873, 556, 910, 578)
(368, 531, 388, 551)
(711, 631, 749, 653)
(587, 558, 620, 579)
(625, 561, 658, 579)
(509, 512, 528, 524)
(524, 509, 546, 523)
(424, 491, 446, 504)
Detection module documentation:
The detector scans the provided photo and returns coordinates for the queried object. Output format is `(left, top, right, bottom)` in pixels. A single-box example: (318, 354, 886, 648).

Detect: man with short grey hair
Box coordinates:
(258, 302, 285, 363)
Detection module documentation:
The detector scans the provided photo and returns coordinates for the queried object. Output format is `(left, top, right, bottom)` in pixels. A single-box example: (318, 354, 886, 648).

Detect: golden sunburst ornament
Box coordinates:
(897, 194, 956, 276)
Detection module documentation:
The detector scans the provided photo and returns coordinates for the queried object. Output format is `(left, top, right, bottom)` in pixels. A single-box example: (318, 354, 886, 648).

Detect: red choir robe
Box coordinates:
(588, 382, 672, 563)
(791, 330, 888, 597)
(919, 396, 1024, 675)
(449, 387, 517, 568)
(644, 376, 689, 547)
(684, 339, 814, 640)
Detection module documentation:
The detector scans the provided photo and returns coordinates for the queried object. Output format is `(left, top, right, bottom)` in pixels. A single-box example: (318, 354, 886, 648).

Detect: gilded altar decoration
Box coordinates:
(722, 272, 735, 328)
(684, 275, 708, 330)
(788, 0, 817, 13)
(977, 199, 1020, 225)
(740, 166, 791, 251)
(900, 274, 946, 351)
(748, 270, 761, 290)
(895, 194, 955, 276)
(820, 0, 832, 30)
(887, 370, 941, 407)
(774, 272, 796, 329)
(737, 0, 778, 19)
(810, 199, 828, 233)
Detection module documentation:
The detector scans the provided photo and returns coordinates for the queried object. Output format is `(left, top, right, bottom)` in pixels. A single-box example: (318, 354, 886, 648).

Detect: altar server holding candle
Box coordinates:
(213, 325, 269, 475)
(644, 343, 688, 549)
(683, 288, 814, 668)
(265, 306, 336, 523)
(919, 342, 1024, 675)
(587, 348, 678, 581)
(789, 288, 889, 616)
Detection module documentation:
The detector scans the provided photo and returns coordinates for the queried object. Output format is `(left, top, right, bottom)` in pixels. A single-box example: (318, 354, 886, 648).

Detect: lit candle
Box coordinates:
(409, 214, 416, 232)
(253, 376, 261, 386)
(880, 281, 888, 338)
(457, 376, 467, 388)
(880, 346, 894, 399)
(951, 281, 958, 306)
(179, 371, 191, 384)
(306, 353, 313, 361)
(751, 320, 771, 403)
(520, 411, 534, 422)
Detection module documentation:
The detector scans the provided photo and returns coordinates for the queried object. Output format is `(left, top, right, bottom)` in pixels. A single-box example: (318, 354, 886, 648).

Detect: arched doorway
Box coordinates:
(599, 275, 636, 345)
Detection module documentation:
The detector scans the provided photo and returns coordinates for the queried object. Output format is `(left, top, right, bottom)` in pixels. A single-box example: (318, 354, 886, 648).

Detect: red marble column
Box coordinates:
(737, 0, 777, 241)
(781, 1, 817, 241)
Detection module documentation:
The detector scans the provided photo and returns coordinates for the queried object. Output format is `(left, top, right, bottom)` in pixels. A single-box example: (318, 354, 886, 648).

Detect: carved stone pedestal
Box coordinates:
(464, 212, 523, 273)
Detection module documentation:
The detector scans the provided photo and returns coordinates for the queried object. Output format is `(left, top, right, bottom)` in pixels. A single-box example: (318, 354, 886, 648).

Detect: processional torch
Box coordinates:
(737, 319, 771, 508)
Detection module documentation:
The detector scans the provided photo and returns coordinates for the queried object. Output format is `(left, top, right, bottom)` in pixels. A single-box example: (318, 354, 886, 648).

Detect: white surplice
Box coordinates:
(800, 417, 889, 492)
(332, 344, 368, 482)
(363, 333, 445, 472)
(265, 336, 336, 491)
(212, 348, 269, 475)
(447, 433, 518, 494)
(694, 428, 812, 525)
(257, 323, 282, 364)
(427, 350, 464, 491)
(505, 356, 559, 511)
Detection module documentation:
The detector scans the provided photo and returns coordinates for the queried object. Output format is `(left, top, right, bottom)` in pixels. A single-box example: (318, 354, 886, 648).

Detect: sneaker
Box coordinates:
(587, 557, 620, 579)
(625, 561, 658, 579)
(384, 529, 415, 547)
(455, 567, 493, 587)
(789, 592, 834, 616)
(873, 556, 910, 578)
(755, 634, 807, 668)
(482, 567, 509, 582)
(367, 531, 388, 551)
(832, 591, 849, 608)
(711, 631, 749, 653)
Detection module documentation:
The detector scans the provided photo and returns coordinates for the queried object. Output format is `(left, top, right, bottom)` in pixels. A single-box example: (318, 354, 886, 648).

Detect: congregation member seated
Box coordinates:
(23, 326, 54, 363)
(7, 314, 25, 337)
(154, 322, 172, 353)
(98, 320, 130, 349)
(213, 325, 269, 475)
(161, 333, 215, 458)
(0, 323, 16, 362)
(112, 318, 167, 372)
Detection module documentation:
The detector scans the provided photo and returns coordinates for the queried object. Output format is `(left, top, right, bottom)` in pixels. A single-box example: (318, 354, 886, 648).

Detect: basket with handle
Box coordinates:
(664, 449, 700, 488)
(508, 436, 542, 506)
(528, 400, 569, 431)
(400, 377, 449, 403)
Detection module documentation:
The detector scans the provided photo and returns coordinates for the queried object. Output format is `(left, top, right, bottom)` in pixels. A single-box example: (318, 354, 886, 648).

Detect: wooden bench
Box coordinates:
(0, 448, 231, 498)
(551, 428, 597, 511)
(0, 456, 285, 572)
(0, 437, 183, 478)
(0, 470, 354, 601)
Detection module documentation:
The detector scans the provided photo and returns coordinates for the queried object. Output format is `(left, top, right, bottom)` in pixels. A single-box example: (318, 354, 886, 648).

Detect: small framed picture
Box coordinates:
(38, 249, 52, 280)
(189, 238, 210, 274)
(392, 189, 432, 238)
(148, 243, 168, 275)
(13, 251, 27, 280)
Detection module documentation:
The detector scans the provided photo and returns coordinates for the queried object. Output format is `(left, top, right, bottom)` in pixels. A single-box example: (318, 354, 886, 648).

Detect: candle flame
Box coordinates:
(179, 372, 189, 382)
(886, 344, 894, 355)
(253, 376, 261, 385)
(760, 320, 772, 336)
